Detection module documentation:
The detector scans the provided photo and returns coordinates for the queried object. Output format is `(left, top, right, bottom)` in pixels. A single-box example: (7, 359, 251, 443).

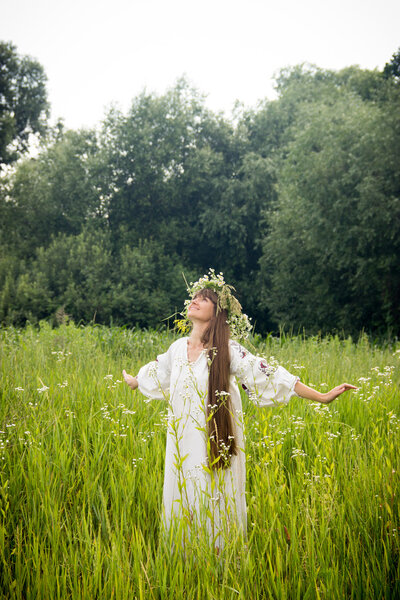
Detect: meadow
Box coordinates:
(0, 322, 399, 599)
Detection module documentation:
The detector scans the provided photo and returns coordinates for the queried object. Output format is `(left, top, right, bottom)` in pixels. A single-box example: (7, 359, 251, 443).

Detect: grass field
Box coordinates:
(0, 322, 399, 599)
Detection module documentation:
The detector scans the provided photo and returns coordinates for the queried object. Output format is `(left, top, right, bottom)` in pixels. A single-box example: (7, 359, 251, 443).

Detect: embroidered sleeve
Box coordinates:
(230, 341, 299, 407)
(136, 347, 171, 401)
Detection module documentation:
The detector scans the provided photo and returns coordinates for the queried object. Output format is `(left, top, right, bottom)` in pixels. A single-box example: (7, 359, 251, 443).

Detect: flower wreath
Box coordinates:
(175, 269, 252, 340)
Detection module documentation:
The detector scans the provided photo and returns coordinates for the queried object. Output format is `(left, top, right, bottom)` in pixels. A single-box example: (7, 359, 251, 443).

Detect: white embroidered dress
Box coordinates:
(137, 337, 299, 543)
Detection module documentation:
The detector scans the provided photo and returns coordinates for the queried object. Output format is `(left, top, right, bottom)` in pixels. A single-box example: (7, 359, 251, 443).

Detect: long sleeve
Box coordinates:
(136, 346, 172, 400)
(230, 340, 299, 407)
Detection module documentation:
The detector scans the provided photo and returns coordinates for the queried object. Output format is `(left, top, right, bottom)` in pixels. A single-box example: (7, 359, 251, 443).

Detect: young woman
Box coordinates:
(123, 270, 356, 548)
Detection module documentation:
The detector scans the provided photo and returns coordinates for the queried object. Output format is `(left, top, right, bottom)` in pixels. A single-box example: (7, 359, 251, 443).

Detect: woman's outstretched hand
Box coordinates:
(122, 369, 138, 390)
(295, 381, 357, 404)
(321, 383, 358, 404)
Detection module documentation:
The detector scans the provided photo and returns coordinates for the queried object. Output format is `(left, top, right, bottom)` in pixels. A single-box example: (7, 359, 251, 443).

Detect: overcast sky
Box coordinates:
(2, 0, 399, 130)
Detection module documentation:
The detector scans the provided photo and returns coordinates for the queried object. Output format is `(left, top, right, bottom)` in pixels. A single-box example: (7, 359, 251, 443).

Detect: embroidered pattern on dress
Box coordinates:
(231, 341, 248, 359)
(259, 360, 275, 377)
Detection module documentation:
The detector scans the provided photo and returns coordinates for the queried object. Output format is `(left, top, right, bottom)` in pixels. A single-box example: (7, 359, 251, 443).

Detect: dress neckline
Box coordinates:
(186, 338, 206, 365)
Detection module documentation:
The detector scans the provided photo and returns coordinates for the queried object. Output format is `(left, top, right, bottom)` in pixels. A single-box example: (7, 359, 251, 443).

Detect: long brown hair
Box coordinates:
(195, 288, 237, 469)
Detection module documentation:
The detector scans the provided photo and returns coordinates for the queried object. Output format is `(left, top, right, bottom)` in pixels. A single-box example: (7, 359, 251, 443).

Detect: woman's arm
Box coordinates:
(122, 369, 138, 390)
(295, 381, 357, 404)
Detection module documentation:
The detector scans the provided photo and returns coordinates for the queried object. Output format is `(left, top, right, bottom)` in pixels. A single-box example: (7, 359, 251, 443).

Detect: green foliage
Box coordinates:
(0, 229, 192, 328)
(1, 129, 101, 258)
(0, 58, 399, 335)
(383, 47, 400, 81)
(97, 80, 209, 245)
(0, 41, 49, 166)
(109, 238, 191, 328)
(0, 229, 112, 325)
(258, 65, 400, 335)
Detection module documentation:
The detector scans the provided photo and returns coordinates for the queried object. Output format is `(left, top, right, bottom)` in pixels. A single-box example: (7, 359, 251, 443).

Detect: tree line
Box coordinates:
(1, 41, 399, 336)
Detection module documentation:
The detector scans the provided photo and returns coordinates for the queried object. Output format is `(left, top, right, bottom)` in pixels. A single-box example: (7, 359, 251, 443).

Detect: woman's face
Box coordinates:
(187, 293, 216, 323)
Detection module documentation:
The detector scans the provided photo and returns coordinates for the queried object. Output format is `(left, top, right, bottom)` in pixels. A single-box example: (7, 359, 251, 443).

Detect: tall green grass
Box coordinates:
(0, 322, 399, 599)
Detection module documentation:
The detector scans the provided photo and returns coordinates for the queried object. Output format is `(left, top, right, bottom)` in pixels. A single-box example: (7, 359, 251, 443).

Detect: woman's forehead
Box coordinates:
(193, 291, 207, 299)
(193, 289, 217, 301)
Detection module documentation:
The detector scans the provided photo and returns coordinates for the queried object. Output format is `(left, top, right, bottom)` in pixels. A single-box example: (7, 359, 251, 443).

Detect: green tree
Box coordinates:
(0, 229, 114, 325)
(2, 129, 101, 258)
(260, 90, 400, 335)
(97, 80, 209, 250)
(111, 239, 192, 327)
(1, 65, 399, 335)
(0, 41, 49, 166)
(383, 47, 400, 81)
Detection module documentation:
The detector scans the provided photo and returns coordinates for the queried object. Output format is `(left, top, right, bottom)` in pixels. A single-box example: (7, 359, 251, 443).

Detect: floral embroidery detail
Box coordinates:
(231, 340, 248, 359)
(259, 360, 276, 377)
